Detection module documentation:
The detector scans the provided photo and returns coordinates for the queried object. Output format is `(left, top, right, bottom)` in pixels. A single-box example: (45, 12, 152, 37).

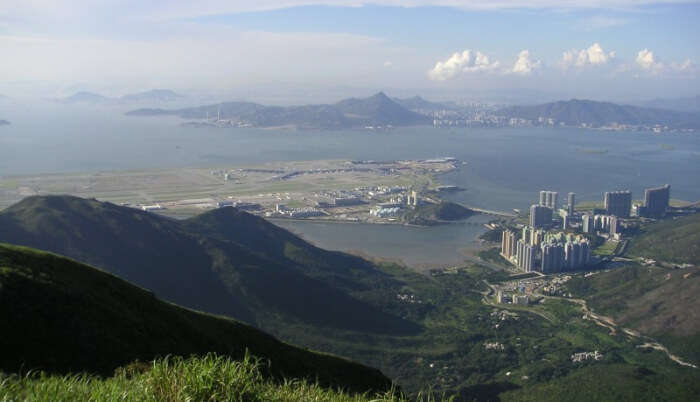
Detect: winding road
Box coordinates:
(480, 281, 697, 369)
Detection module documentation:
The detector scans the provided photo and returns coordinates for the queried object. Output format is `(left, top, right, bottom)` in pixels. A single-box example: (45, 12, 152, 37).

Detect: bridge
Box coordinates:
(459, 203, 518, 218)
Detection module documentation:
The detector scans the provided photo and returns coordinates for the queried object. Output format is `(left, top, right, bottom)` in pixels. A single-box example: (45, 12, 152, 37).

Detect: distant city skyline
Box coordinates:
(1, 1, 699, 102)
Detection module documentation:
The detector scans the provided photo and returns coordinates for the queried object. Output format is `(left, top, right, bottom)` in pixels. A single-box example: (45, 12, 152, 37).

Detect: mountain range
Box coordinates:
(58, 89, 183, 104)
(497, 99, 700, 129)
(0, 242, 392, 393)
(127, 92, 431, 129)
(639, 95, 700, 113)
(0, 195, 420, 336)
(0, 119, 9, 126)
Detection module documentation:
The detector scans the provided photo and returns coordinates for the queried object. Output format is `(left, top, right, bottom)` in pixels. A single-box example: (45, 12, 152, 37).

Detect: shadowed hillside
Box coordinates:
(0, 243, 393, 394)
(0, 196, 420, 335)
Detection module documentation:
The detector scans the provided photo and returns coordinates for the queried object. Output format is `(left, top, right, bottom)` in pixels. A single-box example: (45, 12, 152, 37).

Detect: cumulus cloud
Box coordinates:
(635, 49, 665, 73)
(617, 49, 696, 75)
(428, 49, 501, 81)
(510, 50, 541, 75)
(560, 43, 615, 69)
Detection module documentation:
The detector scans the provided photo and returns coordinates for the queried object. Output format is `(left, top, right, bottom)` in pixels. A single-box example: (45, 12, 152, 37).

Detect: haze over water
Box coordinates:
(1, 102, 699, 266)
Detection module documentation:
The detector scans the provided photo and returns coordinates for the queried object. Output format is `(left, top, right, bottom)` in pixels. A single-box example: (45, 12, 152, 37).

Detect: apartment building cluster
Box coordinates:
(501, 227, 591, 274)
(501, 184, 671, 274)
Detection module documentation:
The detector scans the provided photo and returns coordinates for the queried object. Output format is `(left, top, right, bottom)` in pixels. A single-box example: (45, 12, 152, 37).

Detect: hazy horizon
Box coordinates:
(1, 1, 699, 104)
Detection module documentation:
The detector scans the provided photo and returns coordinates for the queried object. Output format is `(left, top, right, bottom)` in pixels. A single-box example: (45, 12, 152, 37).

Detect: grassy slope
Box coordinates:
(0, 243, 392, 394)
(0, 195, 419, 335)
(566, 265, 700, 364)
(626, 213, 700, 264)
(0, 355, 408, 402)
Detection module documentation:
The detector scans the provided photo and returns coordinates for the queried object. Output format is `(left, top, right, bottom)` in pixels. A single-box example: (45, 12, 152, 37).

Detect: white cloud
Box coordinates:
(636, 49, 664, 73)
(560, 43, 615, 69)
(383, 61, 393, 67)
(618, 49, 696, 75)
(510, 50, 541, 75)
(428, 49, 501, 81)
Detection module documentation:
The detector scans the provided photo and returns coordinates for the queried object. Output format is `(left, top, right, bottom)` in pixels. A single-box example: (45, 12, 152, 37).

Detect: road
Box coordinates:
(539, 294, 697, 369)
(479, 280, 697, 369)
(459, 203, 517, 218)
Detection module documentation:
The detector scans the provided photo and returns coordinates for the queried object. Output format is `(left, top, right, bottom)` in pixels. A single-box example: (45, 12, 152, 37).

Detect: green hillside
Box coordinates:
(626, 213, 700, 264)
(403, 202, 476, 226)
(0, 243, 392, 394)
(2, 196, 699, 400)
(0, 355, 412, 402)
(0, 195, 419, 335)
(565, 264, 700, 364)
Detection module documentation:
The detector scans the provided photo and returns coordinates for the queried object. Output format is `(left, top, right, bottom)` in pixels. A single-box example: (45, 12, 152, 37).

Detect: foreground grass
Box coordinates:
(0, 354, 449, 402)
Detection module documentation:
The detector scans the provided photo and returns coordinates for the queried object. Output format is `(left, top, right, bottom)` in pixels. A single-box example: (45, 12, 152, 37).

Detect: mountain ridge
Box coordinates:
(0, 195, 420, 336)
(497, 98, 700, 129)
(126, 92, 431, 129)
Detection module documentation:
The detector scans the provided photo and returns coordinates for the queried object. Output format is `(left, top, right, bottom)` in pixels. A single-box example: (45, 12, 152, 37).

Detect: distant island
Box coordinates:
(495, 99, 700, 131)
(128, 93, 700, 132)
(58, 89, 183, 105)
(0, 120, 10, 126)
(127, 92, 431, 130)
(639, 95, 700, 113)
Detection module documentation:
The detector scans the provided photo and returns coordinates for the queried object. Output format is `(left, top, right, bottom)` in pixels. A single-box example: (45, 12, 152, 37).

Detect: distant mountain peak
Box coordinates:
(129, 92, 430, 128)
(370, 91, 390, 100)
(60, 91, 109, 104)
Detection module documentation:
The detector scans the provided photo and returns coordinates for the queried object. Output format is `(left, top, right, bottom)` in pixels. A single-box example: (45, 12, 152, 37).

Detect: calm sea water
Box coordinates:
(1, 101, 699, 266)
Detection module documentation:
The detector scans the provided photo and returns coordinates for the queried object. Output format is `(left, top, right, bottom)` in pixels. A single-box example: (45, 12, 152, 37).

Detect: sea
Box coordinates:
(1, 101, 699, 267)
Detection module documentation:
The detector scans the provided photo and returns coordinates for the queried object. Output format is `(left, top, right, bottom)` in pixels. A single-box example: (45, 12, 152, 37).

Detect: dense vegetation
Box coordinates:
(0, 243, 392, 393)
(626, 213, 700, 264)
(565, 264, 700, 364)
(0, 195, 419, 335)
(403, 202, 476, 226)
(0, 355, 416, 402)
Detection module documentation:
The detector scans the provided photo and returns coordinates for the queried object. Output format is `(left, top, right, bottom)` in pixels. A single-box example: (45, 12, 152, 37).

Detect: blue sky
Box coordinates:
(0, 1, 698, 102)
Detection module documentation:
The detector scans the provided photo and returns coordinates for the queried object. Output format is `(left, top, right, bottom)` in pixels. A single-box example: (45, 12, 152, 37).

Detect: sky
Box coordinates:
(1, 0, 699, 103)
